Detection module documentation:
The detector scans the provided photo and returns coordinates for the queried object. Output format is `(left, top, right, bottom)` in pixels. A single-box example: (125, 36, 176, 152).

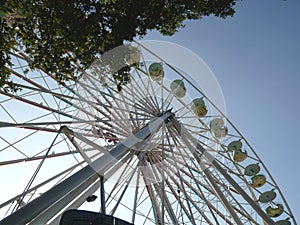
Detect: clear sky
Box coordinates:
(0, 0, 299, 223)
(144, 0, 300, 222)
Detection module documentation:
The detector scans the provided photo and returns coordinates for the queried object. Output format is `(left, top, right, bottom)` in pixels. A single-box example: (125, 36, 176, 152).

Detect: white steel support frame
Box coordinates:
(0, 44, 295, 225)
(47, 182, 101, 225)
(0, 110, 277, 225)
(170, 117, 276, 225)
(0, 111, 173, 225)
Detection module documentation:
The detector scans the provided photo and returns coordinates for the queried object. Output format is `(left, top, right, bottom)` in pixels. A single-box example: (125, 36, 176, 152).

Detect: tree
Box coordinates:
(0, 0, 237, 91)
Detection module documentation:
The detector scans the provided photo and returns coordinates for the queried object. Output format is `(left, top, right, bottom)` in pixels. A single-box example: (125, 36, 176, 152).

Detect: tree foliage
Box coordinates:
(0, 0, 237, 91)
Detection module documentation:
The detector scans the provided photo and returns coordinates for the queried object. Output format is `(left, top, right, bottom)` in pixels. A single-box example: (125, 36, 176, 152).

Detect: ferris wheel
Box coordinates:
(0, 41, 297, 225)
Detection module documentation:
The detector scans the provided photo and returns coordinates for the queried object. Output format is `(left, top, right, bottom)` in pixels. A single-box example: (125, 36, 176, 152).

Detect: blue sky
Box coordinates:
(144, 0, 300, 222)
(0, 1, 298, 223)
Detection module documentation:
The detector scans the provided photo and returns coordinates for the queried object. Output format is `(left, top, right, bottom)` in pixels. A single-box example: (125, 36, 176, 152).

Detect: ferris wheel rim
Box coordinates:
(0, 41, 296, 225)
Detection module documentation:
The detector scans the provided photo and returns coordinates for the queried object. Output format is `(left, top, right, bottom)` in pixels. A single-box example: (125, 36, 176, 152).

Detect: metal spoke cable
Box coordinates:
(12, 133, 60, 212)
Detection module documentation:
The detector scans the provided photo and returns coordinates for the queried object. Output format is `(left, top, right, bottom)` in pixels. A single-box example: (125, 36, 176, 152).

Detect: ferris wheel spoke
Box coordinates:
(104, 94, 141, 133)
(0, 103, 17, 123)
(0, 128, 41, 155)
(172, 118, 277, 225)
(222, 191, 261, 224)
(139, 152, 181, 224)
(0, 124, 57, 133)
(177, 119, 207, 130)
(166, 175, 214, 225)
(110, 164, 139, 216)
(197, 169, 251, 223)
(9, 67, 58, 95)
(0, 150, 79, 166)
(105, 155, 138, 208)
(11, 50, 79, 97)
(201, 168, 244, 224)
(72, 101, 116, 133)
(104, 82, 149, 116)
(110, 103, 153, 120)
(0, 133, 75, 163)
(164, 178, 197, 225)
(167, 132, 230, 200)
(132, 187, 156, 224)
(88, 74, 157, 117)
(75, 79, 116, 119)
(181, 127, 218, 145)
(133, 67, 161, 111)
(164, 129, 241, 224)
(104, 176, 151, 225)
(43, 76, 118, 130)
(0, 136, 29, 158)
(178, 125, 209, 138)
(166, 147, 222, 225)
(0, 90, 75, 120)
(162, 130, 216, 224)
(146, 158, 180, 224)
(207, 169, 260, 224)
(169, 165, 234, 225)
(88, 124, 127, 140)
(156, 80, 179, 113)
(130, 99, 158, 117)
(153, 157, 198, 225)
(211, 152, 247, 173)
(146, 79, 163, 112)
(141, 206, 156, 225)
(0, 158, 84, 215)
(142, 178, 163, 224)
(172, 166, 225, 225)
(131, 168, 141, 224)
(118, 85, 159, 117)
(127, 71, 160, 112)
(0, 119, 113, 128)
(212, 157, 254, 191)
(9, 67, 75, 119)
